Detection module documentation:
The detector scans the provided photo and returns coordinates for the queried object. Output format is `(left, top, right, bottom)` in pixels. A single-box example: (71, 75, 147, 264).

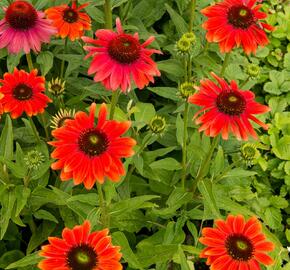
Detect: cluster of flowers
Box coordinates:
(0, 0, 276, 269)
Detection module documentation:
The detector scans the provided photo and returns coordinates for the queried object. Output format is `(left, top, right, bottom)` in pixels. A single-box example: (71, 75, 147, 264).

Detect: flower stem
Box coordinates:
(240, 76, 250, 88)
(40, 113, 50, 141)
(97, 183, 109, 228)
(192, 136, 219, 193)
(23, 169, 31, 187)
(109, 90, 120, 120)
(60, 38, 68, 79)
(29, 117, 41, 144)
(220, 52, 231, 76)
(188, 0, 196, 32)
(26, 53, 34, 72)
(181, 101, 189, 189)
(104, 0, 113, 29)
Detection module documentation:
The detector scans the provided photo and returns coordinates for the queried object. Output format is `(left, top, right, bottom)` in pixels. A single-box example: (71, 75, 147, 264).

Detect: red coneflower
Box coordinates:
(49, 103, 136, 189)
(38, 220, 122, 270)
(0, 0, 56, 54)
(199, 215, 275, 270)
(45, 0, 91, 41)
(188, 72, 270, 141)
(201, 0, 274, 54)
(0, 68, 52, 119)
(82, 18, 161, 93)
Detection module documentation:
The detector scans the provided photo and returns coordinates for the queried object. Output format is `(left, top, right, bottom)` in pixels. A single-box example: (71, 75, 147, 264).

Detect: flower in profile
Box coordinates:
(0, 68, 52, 119)
(50, 108, 76, 129)
(82, 18, 161, 93)
(199, 214, 275, 269)
(45, 0, 91, 41)
(38, 220, 122, 270)
(0, 0, 56, 54)
(188, 72, 270, 141)
(201, 0, 274, 54)
(47, 77, 66, 97)
(49, 103, 136, 189)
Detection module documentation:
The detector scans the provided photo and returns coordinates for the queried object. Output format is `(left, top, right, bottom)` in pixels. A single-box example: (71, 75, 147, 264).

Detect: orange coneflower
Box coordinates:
(188, 72, 270, 141)
(0, 68, 51, 119)
(38, 220, 122, 270)
(201, 0, 274, 54)
(45, 0, 91, 41)
(49, 103, 136, 189)
(199, 215, 275, 270)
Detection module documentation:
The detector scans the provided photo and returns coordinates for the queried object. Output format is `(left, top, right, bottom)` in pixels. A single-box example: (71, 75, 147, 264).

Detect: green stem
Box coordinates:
(60, 38, 68, 79)
(26, 53, 34, 72)
(23, 169, 31, 187)
(109, 90, 120, 120)
(220, 52, 231, 76)
(0, 164, 10, 183)
(240, 76, 250, 88)
(192, 136, 219, 193)
(97, 183, 109, 227)
(29, 117, 41, 144)
(40, 113, 49, 141)
(181, 102, 189, 189)
(188, 0, 196, 32)
(104, 0, 113, 29)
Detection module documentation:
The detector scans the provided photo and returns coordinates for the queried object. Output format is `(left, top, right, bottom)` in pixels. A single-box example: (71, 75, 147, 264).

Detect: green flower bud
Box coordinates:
(149, 115, 166, 134)
(179, 82, 196, 99)
(246, 64, 260, 78)
(24, 150, 45, 170)
(241, 143, 260, 166)
(182, 32, 196, 44)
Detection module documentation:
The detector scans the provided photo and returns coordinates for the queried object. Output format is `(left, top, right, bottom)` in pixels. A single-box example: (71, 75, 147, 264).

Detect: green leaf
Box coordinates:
(15, 186, 31, 217)
(5, 252, 41, 269)
(36, 51, 54, 76)
(0, 250, 23, 268)
(34, 209, 59, 223)
(150, 158, 182, 171)
(157, 59, 185, 78)
(177, 245, 191, 270)
(264, 207, 282, 230)
(0, 115, 13, 161)
(147, 87, 179, 102)
(112, 232, 144, 269)
(165, 3, 188, 35)
(134, 102, 156, 130)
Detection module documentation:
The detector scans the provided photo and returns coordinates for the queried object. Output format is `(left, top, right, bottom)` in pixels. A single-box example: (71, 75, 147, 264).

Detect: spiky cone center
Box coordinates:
(227, 5, 255, 29)
(179, 82, 195, 99)
(149, 116, 166, 134)
(78, 128, 109, 157)
(66, 244, 97, 270)
(225, 234, 254, 261)
(24, 150, 45, 170)
(182, 32, 196, 43)
(48, 78, 65, 96)
(176, 38, 191, 53)
(6, 1, 38, 30)
(108, 34, 141, 64)
(63, 7, 79, 23)
(216, 91, 246, 116)
(246, 64, 260, 78)
(13, 83, 33, 100)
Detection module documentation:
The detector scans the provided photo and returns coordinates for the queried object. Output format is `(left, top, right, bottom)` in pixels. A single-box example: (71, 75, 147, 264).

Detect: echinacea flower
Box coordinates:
(0, 0, 56, 54)
(50, 108, 76, 129)
(188, 72, 270, 141)
(82, 18, 161, 93)
(201, 0, 274, 54)
(45, 0, 91, 41)
(0, 68, 52, 119)
(199, 214, 275, 270)
(38, 220, 122, 270)
(49, 103, 136, 189)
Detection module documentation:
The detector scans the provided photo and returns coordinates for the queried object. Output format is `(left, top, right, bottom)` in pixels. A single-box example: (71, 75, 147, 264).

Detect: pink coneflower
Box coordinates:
(0, 0, 56, 54)
(82, 18, 161, 93)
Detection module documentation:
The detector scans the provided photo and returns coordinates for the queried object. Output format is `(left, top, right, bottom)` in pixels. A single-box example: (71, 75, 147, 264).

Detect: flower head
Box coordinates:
(199, 215, 275, 269)
(82, 18, 161, 93)
(201, 0, 274, 54)
(45, 0, 91, 41)
(175, 37, 192, 55)
(50, 108, 76, 129)
(188, 72, 270, 141)
(0, 0, 56, 54)
(24, 150, 45, 170)
(0, 68, 52, 119)
(179, 81, 196, 99)
(149, 115, 166, 134)
(48, 77, 66, 97)
(49, 103, 136, 189)
(246, 64, 260, 78)
(241, 142, 261, 166)
(38, 220, 122, 270)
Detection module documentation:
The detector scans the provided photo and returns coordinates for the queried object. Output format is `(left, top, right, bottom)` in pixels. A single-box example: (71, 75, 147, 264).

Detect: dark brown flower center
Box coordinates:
(6, 1, 38, 30)
(78, 128, 109, 157)
(108, 34, 141, 64)
(13, 83, 33, 100)
(63, 8, 78, 23)
(216, 91, 246, 116)
(58, 116, 74, 128)
(227, 5, 255, 29)
(67, 244, 98, 270)
(225, 234, 254, 261)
